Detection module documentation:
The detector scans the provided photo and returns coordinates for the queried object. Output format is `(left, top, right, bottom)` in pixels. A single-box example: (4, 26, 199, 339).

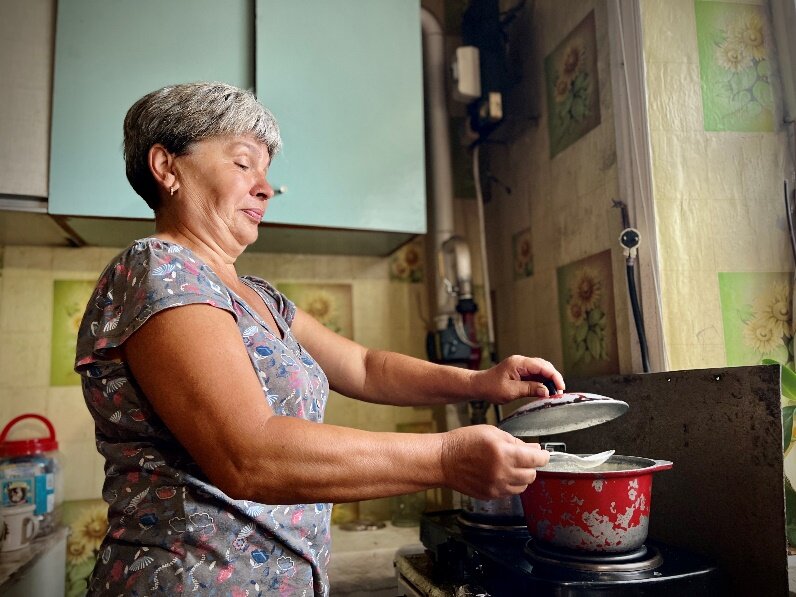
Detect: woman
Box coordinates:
(76, 82, 564, 596)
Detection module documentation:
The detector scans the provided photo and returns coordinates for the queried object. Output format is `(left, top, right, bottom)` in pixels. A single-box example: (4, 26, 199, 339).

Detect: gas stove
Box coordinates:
(394, 511, 724, 596)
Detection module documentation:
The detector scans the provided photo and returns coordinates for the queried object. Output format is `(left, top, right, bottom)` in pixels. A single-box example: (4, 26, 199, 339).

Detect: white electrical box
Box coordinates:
(451, 46, 481, 103)
(488, 91, 503, 121)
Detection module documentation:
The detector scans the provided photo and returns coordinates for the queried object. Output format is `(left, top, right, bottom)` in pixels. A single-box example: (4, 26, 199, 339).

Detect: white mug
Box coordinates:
(1, 504, 38, 552)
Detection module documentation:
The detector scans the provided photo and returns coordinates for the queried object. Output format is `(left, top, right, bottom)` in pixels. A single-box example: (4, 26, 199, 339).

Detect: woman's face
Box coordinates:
(171, 134, 274, 251)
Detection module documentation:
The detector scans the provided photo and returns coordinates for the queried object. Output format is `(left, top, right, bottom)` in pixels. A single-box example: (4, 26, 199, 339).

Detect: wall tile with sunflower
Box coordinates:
(512, 228, 533, 280)
(556, 250, 619, 377)
(50, 280, 95, 386)
(544, 10, 602, 157)
(63, 498, 107, 596)
(389, 239, 425, 284)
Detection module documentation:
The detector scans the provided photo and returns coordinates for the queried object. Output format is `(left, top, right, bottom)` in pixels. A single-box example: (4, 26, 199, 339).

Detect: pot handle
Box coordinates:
(542, 442, 567, 453)
(649, 459, 674, 473)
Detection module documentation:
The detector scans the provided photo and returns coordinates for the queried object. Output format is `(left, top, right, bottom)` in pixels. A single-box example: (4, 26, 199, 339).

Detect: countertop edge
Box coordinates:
(0, 526, 68, 588)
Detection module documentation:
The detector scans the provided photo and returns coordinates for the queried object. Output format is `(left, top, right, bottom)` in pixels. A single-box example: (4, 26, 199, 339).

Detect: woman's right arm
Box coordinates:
(122, 303, 548, 504)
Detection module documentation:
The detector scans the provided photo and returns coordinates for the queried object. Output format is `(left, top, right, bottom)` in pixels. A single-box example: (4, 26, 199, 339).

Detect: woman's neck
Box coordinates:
(153, 224, 242, 287)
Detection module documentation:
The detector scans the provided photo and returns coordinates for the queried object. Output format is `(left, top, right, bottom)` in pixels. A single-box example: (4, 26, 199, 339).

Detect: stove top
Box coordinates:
(410, 510, 723, 596)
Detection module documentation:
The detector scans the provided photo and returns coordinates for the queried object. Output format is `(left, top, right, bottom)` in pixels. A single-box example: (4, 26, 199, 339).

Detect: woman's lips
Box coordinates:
(242, 208, 264, 222)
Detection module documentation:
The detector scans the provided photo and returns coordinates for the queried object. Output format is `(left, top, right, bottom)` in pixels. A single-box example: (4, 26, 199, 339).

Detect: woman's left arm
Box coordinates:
(291, 309, 565, 406)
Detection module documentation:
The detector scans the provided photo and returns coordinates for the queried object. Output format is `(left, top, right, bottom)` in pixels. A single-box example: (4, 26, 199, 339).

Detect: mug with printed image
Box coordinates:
(1, 504, 38, 552)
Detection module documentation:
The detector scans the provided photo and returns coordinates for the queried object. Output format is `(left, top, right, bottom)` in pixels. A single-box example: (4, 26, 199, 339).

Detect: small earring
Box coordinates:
(169, 186, 175, 196)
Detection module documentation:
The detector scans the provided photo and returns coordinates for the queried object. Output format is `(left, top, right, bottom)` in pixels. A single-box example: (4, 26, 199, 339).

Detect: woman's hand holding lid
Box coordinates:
(469, 355, 565, 405)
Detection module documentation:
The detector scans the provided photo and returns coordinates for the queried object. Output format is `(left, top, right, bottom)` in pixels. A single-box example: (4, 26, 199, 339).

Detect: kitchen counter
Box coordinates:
(0, 526, 67, 597)
(329, 521, 423, 596)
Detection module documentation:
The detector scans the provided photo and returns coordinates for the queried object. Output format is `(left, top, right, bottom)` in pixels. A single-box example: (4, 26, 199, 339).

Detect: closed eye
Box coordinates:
(235, 162, 250, 170)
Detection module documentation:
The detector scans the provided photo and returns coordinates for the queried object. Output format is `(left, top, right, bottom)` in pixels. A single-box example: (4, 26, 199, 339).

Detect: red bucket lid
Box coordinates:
(0, 414, 58, 457)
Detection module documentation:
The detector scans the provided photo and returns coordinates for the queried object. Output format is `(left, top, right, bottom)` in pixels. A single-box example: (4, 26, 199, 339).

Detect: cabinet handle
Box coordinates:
(274, 185, 288, 195)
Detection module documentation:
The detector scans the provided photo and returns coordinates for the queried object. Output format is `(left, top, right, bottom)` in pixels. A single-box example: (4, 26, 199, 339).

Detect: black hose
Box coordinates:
(626, 262, 650, 373)
(784, 180, 796, 264)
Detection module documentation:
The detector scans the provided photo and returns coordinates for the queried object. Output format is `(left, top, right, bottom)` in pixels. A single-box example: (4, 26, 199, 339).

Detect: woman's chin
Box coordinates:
(240, 226, 261, 248)
(237, 232, 259, 249)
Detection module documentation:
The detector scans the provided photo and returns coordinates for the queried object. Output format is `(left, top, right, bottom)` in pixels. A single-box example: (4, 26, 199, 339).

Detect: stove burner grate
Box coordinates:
(525, 539, 664, 575)
(455, 513, 528, 535)
(415, 511, 722, 595)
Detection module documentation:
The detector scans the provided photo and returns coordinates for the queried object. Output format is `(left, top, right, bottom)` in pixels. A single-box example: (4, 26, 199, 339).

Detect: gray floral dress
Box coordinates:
(75, 238, 331, 596)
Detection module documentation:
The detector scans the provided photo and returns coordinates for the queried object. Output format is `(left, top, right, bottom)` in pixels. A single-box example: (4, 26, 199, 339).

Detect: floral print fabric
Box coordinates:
(75, 238, 331, 596)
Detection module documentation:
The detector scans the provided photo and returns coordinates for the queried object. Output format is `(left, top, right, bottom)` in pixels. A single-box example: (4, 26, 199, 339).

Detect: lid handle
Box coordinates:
(541, 442, 567, 453)
(0, 414, 56, 443)
(648, 459, 674, 473)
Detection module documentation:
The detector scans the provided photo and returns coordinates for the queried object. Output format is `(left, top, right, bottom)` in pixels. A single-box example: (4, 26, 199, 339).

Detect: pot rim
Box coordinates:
(535, 455, 673, 478)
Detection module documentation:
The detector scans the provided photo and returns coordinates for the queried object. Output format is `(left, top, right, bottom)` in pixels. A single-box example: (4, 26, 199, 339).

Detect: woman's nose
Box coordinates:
(253, 172, 275, 200)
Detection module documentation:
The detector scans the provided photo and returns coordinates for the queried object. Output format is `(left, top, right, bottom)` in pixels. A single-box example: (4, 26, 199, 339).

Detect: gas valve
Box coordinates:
(619, 227, 641, 259)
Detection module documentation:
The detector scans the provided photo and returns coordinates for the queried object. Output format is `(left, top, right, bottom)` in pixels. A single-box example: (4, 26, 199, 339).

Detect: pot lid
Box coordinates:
(498, 392, 628, 439)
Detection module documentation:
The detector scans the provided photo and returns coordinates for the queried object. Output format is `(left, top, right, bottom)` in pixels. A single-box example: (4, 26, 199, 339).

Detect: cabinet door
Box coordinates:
(0, 0, 53, 198)
(255, 0, 426, 234)
(49, 0, 253, 218)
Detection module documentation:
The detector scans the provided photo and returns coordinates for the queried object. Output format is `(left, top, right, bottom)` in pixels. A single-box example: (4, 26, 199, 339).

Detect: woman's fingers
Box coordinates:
(474, 355, 566, 404)
(441, 426, 549, 499)
(509, 437, 549, 467)
(520, 360, 566, 393)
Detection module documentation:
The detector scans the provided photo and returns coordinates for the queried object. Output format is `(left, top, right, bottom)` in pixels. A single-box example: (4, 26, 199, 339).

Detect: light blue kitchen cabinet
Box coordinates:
(48, 0, 253, 220)
(254, 0, 426, 234)
(49, 0, 426, 244)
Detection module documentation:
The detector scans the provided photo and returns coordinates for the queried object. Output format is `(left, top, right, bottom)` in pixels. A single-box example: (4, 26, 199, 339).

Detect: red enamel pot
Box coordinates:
(520, 455, 672, 553)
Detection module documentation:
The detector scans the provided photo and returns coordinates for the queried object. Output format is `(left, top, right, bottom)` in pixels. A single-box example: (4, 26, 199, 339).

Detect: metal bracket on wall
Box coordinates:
(49, 215, 86, 248)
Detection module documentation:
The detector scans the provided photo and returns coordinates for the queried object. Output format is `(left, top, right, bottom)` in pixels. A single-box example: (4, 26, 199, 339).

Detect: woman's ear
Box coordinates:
(148, 144, 178, 194)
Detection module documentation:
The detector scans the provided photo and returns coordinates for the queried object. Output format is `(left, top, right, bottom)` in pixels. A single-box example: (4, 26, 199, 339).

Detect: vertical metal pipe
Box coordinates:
(421, 9, 457, 329)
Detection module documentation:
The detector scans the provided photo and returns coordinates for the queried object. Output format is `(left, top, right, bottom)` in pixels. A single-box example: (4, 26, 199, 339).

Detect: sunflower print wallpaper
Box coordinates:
(544, 10, 601, 158)
(695, 1, 775, 132)
(276, 283, 353, 339)
(512, 228, 533, 280)
(63, 499, 108, 596)
(556, 250, 619, 377)
(718, 272, 792, 366)
(50, 280, 95, 386)
(389, 238, 425, 283)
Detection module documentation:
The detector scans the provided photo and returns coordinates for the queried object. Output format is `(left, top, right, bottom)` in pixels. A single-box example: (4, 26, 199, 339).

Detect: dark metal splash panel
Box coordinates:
(546, 365, 786, 597)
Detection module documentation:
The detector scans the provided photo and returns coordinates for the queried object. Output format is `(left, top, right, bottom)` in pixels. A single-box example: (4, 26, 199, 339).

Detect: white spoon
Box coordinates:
(544, 449, 615, 470)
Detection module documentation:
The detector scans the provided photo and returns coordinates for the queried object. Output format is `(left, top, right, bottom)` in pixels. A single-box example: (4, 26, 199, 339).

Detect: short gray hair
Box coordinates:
(123, 82, 282, 211)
